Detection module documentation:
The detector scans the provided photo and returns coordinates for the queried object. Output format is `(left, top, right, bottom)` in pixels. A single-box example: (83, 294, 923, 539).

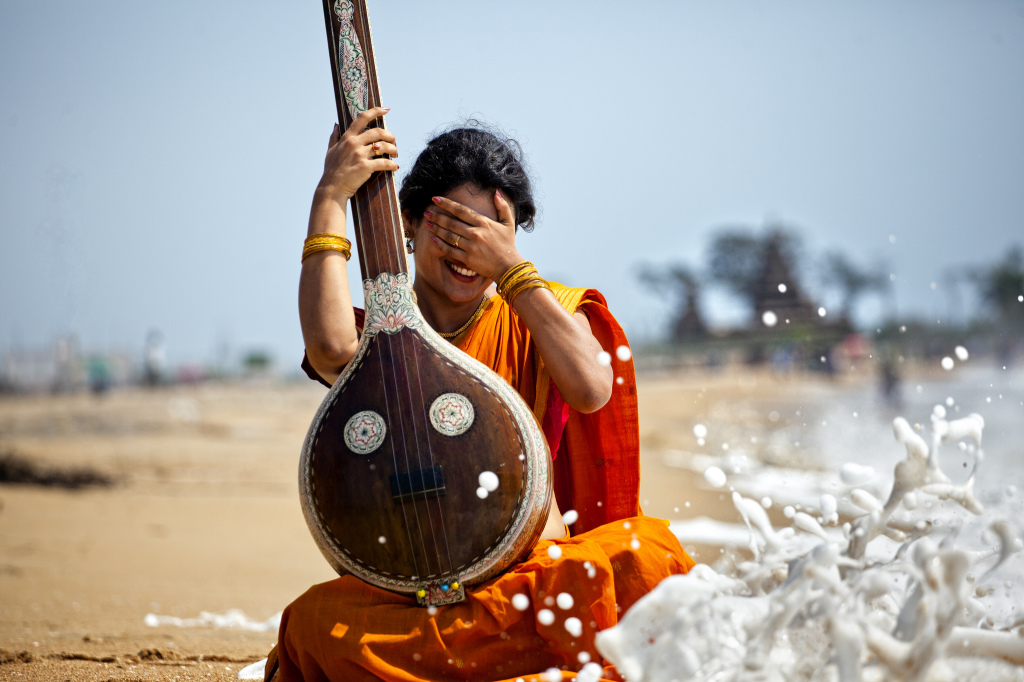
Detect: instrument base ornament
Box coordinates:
(415, 580, 466, 607)
(429, 393, 475, 437)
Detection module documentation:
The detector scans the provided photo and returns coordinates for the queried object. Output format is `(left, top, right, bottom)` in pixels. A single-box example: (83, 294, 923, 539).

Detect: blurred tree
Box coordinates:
(975, 245, 1024, 325)
(637, 264, 707, 341)
(819, 252, 890, 324)
(706, 229, 763, 304)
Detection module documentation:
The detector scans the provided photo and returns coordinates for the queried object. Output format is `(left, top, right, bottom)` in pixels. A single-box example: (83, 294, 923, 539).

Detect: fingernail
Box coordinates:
(383, 107, 391, 112)
(431, 196, 441, 204)
(334, 123, 339, 132)
(424, 220, 434, 228)
(424, 210, 432, 217)
(431, 237, 439, 244)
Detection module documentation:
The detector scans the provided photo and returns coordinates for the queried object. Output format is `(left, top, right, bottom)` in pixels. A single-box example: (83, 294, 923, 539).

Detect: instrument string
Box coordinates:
(349, 152, 425, 581)
(360, 11, 452, 577)
(339, 9, 426, 578)
(372, 142, 456, 578)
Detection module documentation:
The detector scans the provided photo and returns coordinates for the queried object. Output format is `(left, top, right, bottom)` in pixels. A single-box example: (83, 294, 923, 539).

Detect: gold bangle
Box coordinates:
(302, 233, 352, 262)
(497, 261, 534, 292)
(505, 278, 551, 305)
(497, 263, 538, 299)
(499, 269, 536, 297)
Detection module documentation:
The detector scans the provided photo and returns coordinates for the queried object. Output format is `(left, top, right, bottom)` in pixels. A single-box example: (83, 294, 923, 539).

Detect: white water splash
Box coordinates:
(144, 608, 280, 632)
(597, 407, 1024, 681)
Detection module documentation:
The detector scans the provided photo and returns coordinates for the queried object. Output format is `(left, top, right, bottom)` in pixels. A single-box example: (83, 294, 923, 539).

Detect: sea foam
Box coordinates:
(597, 407, 1024, 681)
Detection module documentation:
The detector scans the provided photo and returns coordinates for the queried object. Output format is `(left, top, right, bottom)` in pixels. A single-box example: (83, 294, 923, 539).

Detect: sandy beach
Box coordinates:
(0, 367, 916, 680)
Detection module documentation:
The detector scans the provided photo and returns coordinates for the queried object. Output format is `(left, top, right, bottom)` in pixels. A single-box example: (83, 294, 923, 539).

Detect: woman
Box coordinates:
(270, 108, 694, 682)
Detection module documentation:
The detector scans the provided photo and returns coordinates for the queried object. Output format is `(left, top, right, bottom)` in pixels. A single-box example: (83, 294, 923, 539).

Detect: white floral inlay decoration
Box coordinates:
(344, 410, 386, 455)
(429, 393, 475, 437)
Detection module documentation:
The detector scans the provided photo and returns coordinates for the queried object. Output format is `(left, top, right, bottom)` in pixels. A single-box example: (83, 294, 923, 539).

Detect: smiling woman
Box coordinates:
(273, 111, 696, 682)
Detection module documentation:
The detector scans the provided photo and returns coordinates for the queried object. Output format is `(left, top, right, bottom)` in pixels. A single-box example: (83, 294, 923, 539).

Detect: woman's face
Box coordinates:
(410, 183, 501, 305)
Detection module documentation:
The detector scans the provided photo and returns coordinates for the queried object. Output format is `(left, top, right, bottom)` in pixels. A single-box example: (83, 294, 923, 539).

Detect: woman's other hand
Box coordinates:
(423, 190, 524, 282)
(316, 107, 399, 206)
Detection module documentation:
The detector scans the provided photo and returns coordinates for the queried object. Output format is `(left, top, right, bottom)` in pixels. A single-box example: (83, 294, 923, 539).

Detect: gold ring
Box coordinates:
(372, 142, 380, 153)
(453, 235, 461, 248)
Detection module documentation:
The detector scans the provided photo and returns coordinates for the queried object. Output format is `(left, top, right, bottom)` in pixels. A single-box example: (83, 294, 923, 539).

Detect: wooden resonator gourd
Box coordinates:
(299, 0, 553, 607)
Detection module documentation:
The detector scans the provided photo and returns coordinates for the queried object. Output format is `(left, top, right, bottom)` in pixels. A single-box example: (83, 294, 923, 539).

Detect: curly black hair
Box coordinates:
(398, 124, 537, 232)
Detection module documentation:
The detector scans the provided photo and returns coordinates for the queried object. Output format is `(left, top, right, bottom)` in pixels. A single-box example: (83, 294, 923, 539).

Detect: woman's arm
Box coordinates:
(423, 193, 613, 414)
(299, 108, 398, 384)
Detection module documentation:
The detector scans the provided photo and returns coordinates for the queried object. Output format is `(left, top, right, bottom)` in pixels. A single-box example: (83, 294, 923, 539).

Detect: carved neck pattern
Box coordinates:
(362, 273, 422, 337)
(326, 0, 408, 281)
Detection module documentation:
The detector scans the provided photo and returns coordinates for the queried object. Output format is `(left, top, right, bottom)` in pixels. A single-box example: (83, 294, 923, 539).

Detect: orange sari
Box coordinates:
(275, 284, 693, 682)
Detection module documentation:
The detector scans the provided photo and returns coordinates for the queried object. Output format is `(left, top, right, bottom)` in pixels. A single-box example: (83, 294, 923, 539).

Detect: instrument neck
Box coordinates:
(323, 0, 410, 281)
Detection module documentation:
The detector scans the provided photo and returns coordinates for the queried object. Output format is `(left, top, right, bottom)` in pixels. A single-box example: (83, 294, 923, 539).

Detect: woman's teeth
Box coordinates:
(446, 261, 477, 277)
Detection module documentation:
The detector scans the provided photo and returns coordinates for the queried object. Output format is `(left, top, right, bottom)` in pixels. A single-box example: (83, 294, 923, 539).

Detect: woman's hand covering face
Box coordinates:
(423, 190, 525, 282)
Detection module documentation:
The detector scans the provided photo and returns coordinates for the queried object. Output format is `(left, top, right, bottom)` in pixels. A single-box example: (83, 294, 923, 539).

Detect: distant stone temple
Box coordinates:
(753, 232, 821, 327)
(671, 287, 708, 340)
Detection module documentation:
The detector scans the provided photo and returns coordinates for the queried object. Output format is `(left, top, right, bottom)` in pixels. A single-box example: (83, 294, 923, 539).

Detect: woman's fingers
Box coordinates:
(431, 196, 484, 226)
(355, 126, 397, 146)
(367, 158, 400, 174)
(424, 209, 471, 235)
(348, 106, 390, 136)
(329, 123, 340, 148)
(423, 219, 465, 250)
(428, 233, 461, 257)
(367, 141, 399, 158)
(493, 189, 515, 228)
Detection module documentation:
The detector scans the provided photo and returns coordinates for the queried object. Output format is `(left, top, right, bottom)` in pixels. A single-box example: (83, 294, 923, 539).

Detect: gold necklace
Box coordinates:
(437, 297, 488, 340)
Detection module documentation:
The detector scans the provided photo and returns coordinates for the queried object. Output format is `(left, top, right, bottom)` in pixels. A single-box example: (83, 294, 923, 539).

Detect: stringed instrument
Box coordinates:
(298, 0, 553, 607)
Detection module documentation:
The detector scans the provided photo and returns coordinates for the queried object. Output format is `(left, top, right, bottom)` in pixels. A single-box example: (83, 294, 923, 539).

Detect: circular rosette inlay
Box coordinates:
(429, 393, 475, 437)
(344, 410, 386, 455)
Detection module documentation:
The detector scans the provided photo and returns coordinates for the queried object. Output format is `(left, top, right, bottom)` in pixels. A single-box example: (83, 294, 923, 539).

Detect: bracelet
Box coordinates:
(496, 261, 534, 292)
(505, 278, 551, 304)
(302, 233, 352, 262)
(496, 261, 551, 304)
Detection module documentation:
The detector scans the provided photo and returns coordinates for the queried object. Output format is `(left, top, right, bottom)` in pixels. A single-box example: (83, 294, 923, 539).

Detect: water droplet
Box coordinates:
(630, 539, 641, 550)
(783, 505, 796, 518)
(512, 593, 530, 611)
(596, 351, 611, 366)
(941, 356, 955, 370)
(818, 307, 827, 317)
(547, 544, 562, 560)
(778, 283, 788, 293)
(955, 345, 969, 361)
(564, 616, 583, 637)
(615, 345, 631, 361)
(476, 487, 488, 499)
(557, 593, 574, 610)
(616, 376, 624, 385)
(762, 311, 778, 327)
(693, 423, 708, 438)
(378, 536, 386, 544)
(478, 471, 499, 492)
(578, 651, 591, 664)
(562, 509, 578, 525)
(703, 466, 727, 488)
(537, 609, 555, 626)
(761, 497, 772, 509)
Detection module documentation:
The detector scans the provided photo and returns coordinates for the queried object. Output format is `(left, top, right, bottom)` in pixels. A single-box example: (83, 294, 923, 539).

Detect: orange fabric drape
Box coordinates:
(280, 285, 694, 682)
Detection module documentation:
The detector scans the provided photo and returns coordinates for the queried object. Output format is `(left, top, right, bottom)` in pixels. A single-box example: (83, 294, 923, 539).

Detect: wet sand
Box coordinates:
(0, 370, 862, 681)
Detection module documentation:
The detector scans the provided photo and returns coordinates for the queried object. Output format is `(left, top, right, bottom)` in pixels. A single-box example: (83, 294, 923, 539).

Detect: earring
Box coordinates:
(405, 235, 415, 254)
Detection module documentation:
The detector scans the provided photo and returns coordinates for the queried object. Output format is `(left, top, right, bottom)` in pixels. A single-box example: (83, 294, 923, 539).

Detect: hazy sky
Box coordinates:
(1, 1, 1022, 368)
